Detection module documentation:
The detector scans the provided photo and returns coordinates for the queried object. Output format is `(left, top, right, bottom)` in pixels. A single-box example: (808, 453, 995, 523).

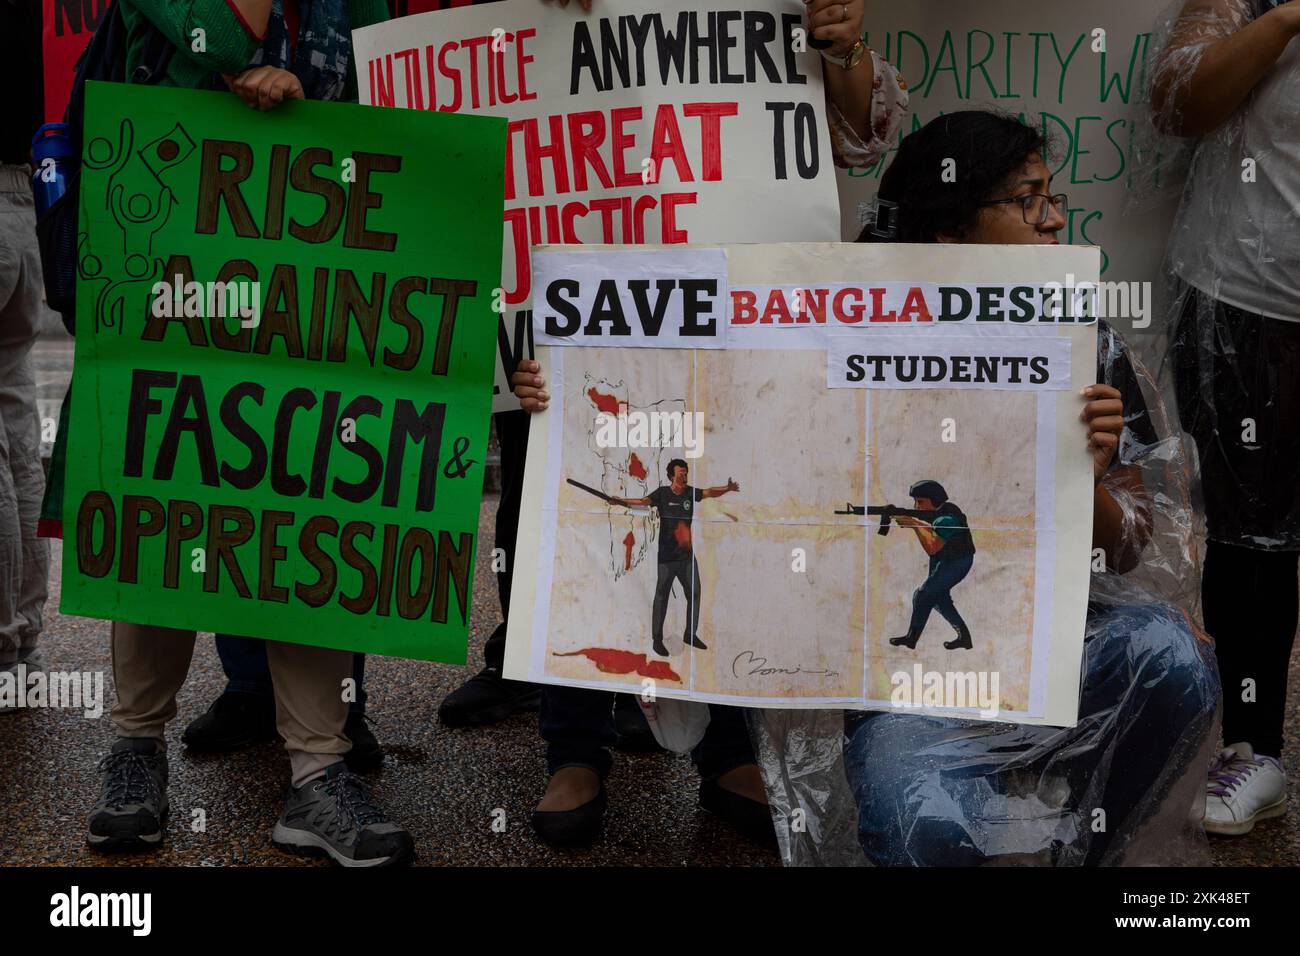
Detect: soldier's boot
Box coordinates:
(943, 624, 973, 650)
(889, 629, 921, 649)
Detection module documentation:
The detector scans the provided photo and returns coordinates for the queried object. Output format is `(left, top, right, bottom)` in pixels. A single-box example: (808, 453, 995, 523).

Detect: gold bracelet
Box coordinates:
(837, 38, 868, 70)
(820, 37, 867, 71)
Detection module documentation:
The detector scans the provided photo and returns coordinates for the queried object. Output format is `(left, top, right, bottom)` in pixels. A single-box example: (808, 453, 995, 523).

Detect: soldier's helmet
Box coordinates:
(908, 480, 948, 504)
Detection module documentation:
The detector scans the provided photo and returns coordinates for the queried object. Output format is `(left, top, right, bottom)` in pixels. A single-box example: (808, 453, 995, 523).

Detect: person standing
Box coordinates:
(72, 0, 415, 865)
(510, 0, 910, 847)
(0, 0, 51, 709)
(1150, 0, 1300, 836)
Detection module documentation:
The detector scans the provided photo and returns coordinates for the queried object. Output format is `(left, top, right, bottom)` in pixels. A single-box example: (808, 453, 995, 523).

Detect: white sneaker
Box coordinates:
(1203, 742, 1288, 836)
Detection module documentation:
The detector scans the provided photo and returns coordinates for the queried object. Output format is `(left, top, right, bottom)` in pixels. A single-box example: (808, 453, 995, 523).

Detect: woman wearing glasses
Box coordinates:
(840, 110, 1220, 866)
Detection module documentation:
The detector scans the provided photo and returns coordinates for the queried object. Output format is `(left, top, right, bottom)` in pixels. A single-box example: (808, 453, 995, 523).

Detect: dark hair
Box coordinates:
(666, 459, 688, 479)
(858, 111, 1049, 244)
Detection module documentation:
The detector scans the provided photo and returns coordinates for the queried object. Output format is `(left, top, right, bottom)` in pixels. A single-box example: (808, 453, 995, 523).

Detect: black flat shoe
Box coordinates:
(343, 712, 385, 773)
(182, 691, 278, 752)
(530, 785, 608, 848)
(683, 634, 708, 650)
(437, 666, 541, 727)
(889, 631, 920, 649)
(698, 778, 777, 849)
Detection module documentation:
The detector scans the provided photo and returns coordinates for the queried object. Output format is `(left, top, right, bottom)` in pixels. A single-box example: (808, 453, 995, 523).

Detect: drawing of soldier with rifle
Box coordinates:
(839, 480, 976, 650)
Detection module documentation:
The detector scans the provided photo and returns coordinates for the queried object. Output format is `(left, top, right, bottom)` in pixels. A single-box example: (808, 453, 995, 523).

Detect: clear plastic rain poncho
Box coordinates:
(1135, 0, 1300, 550)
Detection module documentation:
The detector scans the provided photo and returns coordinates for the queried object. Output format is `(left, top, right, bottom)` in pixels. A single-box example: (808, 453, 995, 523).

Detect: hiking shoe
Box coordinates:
(1204, 742, 1287, 836)
(182, 690, 279, 752)
(437, 666, 540, 727)
(273, 763, 415, 867)
(87, 738, 168, 852)
(343, 712, 385, 773)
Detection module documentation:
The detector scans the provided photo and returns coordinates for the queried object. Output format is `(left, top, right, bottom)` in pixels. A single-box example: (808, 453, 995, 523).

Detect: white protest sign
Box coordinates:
(839, 0, 1182, 341)
(353, 0, 841, 411)
(507, 242, 1099, 727)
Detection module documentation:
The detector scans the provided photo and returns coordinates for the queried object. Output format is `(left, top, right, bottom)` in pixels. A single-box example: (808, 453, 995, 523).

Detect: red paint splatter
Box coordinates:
(627, 452, 647, 481)
(623, 531, 635, 571)
(673, 521, 692, 549)
(554, 648, 681, 682)
(587, 388, 622, 415)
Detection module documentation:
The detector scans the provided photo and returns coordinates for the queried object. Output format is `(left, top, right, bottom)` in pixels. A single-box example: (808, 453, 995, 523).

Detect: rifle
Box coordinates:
(835, 504, 934, 536)
(567, 478, 617, 504)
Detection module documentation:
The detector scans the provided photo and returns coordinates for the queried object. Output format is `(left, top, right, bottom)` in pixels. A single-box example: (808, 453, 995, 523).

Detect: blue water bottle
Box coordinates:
(31, 123, 74, 218)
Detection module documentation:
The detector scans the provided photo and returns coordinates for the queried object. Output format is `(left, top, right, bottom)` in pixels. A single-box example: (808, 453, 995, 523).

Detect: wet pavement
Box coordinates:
(1, 494, 1297, 867)
(0, 496, 779, 867)
(2, 330, 1297, 867)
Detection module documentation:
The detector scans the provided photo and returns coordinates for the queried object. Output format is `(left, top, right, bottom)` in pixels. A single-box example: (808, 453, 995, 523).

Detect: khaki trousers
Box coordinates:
(111, 623, 352, 786)
(0, 164, 49, 663)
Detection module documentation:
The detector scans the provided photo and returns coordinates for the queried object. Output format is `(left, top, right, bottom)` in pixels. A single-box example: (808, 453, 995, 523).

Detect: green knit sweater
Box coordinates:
(120, 0, 391, 96)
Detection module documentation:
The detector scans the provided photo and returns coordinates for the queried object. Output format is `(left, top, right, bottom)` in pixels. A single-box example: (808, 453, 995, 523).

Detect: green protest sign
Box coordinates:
(60, 82, 506, 663)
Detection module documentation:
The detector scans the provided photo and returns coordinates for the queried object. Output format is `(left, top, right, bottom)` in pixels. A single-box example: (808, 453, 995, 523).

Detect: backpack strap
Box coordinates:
(132, 18, 177, 84)
(63, 4, 178, 148)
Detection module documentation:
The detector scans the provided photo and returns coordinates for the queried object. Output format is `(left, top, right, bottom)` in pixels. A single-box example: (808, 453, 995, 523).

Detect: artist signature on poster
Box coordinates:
(732, 649, 839, 680)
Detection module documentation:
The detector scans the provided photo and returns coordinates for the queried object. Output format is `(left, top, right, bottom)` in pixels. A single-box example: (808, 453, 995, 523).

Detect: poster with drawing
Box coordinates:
(506, 242, 1099, 727)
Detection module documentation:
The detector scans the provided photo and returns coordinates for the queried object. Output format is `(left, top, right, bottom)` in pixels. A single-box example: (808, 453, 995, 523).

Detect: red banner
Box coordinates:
(43, 0, 111, 122)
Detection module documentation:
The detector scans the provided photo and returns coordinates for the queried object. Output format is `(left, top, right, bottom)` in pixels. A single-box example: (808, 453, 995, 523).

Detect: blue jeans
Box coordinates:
(216, 634, 367, 715)
(540, 685, 755, 780)
(844, 602, 1220, 866)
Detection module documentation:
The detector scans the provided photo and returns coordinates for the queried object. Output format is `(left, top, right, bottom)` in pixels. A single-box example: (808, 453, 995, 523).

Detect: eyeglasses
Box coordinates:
(978, 193, 1068, 226)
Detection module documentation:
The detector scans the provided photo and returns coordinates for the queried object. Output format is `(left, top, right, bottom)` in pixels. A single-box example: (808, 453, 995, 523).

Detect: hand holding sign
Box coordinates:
(226, 67, 306, 111)
(807, 0, 865, 57)
(512, 359, 549, 412)
(1080, 383, 1124, 483)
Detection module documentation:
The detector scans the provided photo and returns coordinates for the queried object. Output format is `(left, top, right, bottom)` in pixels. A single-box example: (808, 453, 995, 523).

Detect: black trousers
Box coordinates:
(541, 684, 756, 779)
(1172, 290, 1300, 757)
(1203, 540, 1298, 757)
(482, 410, 529, 671)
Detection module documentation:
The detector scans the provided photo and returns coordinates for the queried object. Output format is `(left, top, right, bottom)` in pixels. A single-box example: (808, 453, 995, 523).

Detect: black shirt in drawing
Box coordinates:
(648, 485, 705, 563)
